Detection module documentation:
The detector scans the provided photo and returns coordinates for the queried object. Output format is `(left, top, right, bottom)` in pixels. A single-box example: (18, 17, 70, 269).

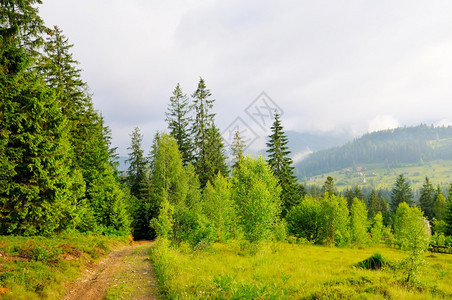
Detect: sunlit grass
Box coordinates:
(151, 240, 452, 299)
(0, 233, 128, 299)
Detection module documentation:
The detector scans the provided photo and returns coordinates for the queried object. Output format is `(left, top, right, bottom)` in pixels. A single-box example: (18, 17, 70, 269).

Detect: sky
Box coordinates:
(39, 0, 452, 156)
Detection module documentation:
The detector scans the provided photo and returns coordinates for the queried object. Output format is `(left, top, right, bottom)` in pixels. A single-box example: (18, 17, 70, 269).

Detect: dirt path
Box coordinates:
(63, 241, 158, 300)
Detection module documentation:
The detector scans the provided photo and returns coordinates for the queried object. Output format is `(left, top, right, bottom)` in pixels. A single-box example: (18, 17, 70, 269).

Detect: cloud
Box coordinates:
(435, 118, 452, 127)
(38, 0, 452, 155)
(368, 116, 400, 133)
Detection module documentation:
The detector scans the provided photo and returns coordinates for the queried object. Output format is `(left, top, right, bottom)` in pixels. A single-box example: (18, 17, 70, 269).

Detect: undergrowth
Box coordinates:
(0, 232, 128, 299)
(150, 239, 452, 299)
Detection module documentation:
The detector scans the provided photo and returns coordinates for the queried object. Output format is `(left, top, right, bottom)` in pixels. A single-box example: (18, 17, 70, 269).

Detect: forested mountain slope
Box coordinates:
(295, 125, 452, 177)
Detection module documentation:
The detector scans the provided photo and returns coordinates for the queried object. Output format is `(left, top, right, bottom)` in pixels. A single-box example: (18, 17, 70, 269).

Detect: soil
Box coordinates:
(63, 241, 158, 300)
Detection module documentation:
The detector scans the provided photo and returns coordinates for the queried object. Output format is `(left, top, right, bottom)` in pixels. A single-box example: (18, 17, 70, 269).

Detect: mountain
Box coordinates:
(295, 124, 452, 178)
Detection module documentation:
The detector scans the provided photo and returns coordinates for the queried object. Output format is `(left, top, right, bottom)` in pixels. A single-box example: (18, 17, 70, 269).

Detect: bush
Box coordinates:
(272, 220, 288, 242)
(356, 253, 387, 270)
(286, 196, 322, 243)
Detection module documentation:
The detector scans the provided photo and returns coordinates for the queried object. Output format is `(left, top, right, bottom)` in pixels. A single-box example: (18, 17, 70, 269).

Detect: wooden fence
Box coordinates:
(429, 245, 452, 254)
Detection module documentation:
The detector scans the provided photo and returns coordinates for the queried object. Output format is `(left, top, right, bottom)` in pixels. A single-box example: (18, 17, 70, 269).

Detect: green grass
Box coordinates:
(0, 232, 128, 299)
(304, 160, 452, 191)
(150, 239, 452, 299)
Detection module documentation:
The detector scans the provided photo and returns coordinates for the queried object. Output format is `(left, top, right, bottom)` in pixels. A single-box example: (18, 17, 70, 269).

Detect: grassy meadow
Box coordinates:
(304, 160, 452, 191)
(0, 233, 128, 299)
(151, 240, 452, 299)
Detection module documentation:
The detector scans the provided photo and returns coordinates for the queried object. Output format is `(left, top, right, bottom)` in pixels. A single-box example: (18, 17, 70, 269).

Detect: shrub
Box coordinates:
(356, 253, 387, 270)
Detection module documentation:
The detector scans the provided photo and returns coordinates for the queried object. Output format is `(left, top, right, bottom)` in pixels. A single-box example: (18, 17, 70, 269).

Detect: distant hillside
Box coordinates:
(295, 124, 452, 177)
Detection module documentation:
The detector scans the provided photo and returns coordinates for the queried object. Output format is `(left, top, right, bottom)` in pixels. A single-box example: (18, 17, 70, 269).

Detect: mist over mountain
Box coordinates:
(295, 124, 452, 178)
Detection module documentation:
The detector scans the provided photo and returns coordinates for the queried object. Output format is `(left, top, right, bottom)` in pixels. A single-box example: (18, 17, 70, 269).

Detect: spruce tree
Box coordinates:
(0, 21, 73, 235)
(390, 174, 414, 213)
(231, 130, 245, 169)
(204, 125, 228, 182)
(419, 176, 435, 220)
(266, 112, 300, 216)
(345, 185, 364, 208)
(0, 0, 47, 56)
(191, 78, 227, 187)
(127, 127, 148, 200)
(127, 127, 151, 239)
(321, 176, 337, 197)
(165, 83, 193, 166)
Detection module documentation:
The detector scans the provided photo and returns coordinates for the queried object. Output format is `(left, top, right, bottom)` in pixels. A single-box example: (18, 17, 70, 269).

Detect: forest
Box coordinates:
(2, 1, 452, 299)
(296, 124, 452, 177)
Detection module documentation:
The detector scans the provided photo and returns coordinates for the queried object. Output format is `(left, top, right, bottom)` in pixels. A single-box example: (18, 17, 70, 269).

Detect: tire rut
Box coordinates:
(63, 241, 157, 300)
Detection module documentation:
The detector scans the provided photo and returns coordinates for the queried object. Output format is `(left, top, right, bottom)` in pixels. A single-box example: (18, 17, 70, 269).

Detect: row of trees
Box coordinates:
(0, 1, 130, 235)
(126, 79, 302, 239)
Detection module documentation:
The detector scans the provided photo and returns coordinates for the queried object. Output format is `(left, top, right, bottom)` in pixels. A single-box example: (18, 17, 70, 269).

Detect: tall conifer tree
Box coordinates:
(0, 9, 73, 234)
(165, 83, 193, 165)
(391, 174, 414, 213)
(419, 176, 435, 220)
(266, 112, 300, 216)
(191, 78, 227, 187)
(231, 130, 246, 169)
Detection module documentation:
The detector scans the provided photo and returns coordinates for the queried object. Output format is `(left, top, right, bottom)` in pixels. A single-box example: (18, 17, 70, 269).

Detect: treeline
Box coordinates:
(297, 125, 452, 177)
(295, 175, 452, 246)
(0, 1, 130, 235)
(125, 78, 301, 240)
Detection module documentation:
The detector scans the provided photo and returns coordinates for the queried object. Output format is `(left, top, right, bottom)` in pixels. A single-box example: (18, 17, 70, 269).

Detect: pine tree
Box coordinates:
(390, 174, 414, 213)
(266, 112, 300, 216)
(345, 185, 364, 208)
(231, 130, 245, 169)
(191, 78, 227, 187)
(126, 127, 151, 239)
(322, 176, 337, 197)
(127, 127, 148, 200)
(419, 176, 435, 220)
(367, 189, 380, 219)
(449, 182, 452, 202)
(0, 0, 47, 56)
(165, 83, 193, 166)
(203, 125, 228, 183)
(0, 21, 73, 235)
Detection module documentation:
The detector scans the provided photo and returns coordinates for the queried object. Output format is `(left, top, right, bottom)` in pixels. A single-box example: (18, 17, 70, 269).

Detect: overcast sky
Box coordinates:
(39, 1, 452, 155)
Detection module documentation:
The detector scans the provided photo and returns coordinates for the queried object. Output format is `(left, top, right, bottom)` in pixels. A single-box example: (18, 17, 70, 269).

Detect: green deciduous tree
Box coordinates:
(370, 212, 384, 245)
(266, 112, 300, 216)
(149, 132, 188, 212)
(350, 198, 369, 246)
(320, 194, 350, 246)
(150, 191, 174, 240)
(202, 173, 236, 242)
(286, 196, 322, 243)
(433, 193, 447, 221)
(231, 156, 281, 244)
(394, 203, 430, 285)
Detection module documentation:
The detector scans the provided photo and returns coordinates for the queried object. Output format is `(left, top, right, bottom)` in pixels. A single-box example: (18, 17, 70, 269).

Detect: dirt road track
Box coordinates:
(63, 241, 157, 300)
